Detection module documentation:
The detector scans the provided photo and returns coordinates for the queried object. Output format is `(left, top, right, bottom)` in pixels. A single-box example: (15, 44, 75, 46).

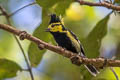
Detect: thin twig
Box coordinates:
(77, 0, 120, 11)
(0, 5, 9, 17)
(0, 5, 34, 80)
(0, 23, 120, 68)
(13, 35, 34, 80)
(8, 2, 36, 17)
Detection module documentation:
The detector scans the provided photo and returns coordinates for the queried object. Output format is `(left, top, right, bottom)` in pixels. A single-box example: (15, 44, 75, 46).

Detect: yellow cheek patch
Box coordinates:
(48, 23, 63, 32)
(53, 25, 62, 32)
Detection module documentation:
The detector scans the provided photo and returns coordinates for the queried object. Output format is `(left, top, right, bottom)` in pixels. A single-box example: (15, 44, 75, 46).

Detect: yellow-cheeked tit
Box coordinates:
(46, 14, 99, 76)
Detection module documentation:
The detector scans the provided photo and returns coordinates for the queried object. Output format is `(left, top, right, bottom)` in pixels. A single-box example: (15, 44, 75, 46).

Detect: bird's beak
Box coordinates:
(45, 28, 50, 32)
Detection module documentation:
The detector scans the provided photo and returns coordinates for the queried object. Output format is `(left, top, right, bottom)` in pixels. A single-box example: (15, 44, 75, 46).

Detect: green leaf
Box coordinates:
(28, 43, 46, 67)
(28, 9, 52, 67)
(94, 68, 120, 80)
(83, 14, 110, 58)
(0, 59, 21, 79)
(36, 0, 60, 9)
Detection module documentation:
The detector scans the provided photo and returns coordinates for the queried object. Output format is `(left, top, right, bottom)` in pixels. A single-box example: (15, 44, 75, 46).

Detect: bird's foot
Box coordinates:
(38, 44, 45, 50)
(70, 55, 82, 66)
(19, 31, 28, 40)
(98, 57, 108, 69)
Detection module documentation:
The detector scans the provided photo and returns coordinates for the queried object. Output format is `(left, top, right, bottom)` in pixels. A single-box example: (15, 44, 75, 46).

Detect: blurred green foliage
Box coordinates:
(0, 0, 120, 80)
(0, 31, 13, 58)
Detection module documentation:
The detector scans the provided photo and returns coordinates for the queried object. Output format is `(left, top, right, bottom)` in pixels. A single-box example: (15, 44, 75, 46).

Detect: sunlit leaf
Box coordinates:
(0, 59, 21, 79)
(83, 14, 110, 58)
(94, 67, 120, 80)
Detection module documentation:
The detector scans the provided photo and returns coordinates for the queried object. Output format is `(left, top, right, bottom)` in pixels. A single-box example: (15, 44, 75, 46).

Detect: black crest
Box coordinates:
(49, 14, 61, 24)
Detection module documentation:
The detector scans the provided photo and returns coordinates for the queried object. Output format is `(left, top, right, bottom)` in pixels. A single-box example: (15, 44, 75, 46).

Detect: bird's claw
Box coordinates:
(70, 56, 82, 66)
(19, 31, 27, 40)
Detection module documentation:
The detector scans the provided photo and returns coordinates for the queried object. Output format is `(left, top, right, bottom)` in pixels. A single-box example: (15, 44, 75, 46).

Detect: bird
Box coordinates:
(45, 14, 99, 76)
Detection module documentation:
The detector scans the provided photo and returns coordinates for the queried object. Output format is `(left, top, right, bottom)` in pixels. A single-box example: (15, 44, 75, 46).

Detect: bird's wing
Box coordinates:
(68, 30, 85, 56)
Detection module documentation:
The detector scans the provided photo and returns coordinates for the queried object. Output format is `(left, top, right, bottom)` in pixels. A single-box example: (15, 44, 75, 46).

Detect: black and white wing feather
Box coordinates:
(68, 29, 99, 76)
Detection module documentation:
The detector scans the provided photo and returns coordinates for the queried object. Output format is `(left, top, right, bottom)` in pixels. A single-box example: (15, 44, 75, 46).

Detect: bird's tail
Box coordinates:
(79, 45, 99, 76)
(84, 64, 99, 76)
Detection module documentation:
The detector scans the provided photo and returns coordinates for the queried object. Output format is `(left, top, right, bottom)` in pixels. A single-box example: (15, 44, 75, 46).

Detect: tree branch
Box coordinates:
(77, 0, 120, 11)
(0, 23, 120, 68)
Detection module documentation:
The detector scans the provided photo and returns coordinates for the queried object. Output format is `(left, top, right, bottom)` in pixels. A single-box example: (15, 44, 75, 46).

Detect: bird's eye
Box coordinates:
(51, 25, 55, 27)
